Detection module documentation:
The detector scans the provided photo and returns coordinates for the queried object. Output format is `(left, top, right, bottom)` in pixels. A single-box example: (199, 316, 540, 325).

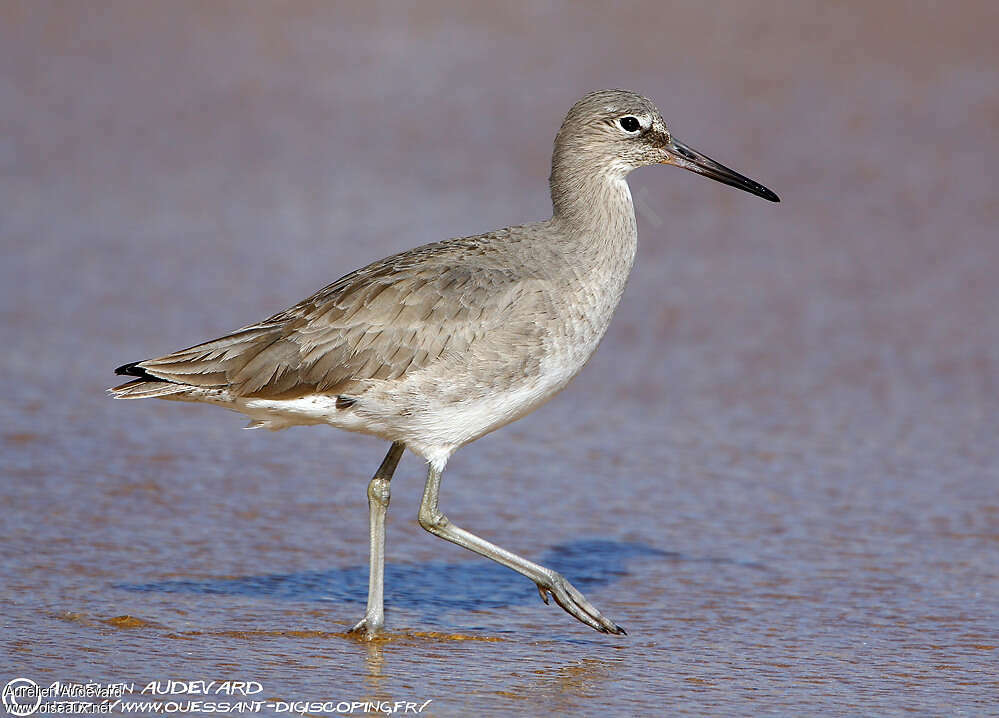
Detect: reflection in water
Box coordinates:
(524, 656, 622, 710)
(362, 639, 386, 707)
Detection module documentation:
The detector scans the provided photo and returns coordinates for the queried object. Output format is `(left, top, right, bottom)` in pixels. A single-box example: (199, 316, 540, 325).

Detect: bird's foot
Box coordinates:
(347, 613, 384, 638)
(536, 572, 626, 635)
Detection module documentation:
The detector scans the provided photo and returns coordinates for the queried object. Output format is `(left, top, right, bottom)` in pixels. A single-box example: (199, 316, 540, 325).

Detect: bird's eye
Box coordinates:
(618, 116, 641, 133)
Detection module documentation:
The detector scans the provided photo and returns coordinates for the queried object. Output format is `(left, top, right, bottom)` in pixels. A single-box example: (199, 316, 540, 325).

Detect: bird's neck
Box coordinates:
(549, 159, 639, 272)
(545, 158, 640, 345)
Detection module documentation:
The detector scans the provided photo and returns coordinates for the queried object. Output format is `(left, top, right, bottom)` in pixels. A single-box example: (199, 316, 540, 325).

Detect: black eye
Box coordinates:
(618, 116, 641, 133)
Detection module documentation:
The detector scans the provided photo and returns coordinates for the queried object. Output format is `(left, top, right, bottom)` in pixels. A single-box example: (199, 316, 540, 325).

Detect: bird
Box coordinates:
(111, 89, 779, 636)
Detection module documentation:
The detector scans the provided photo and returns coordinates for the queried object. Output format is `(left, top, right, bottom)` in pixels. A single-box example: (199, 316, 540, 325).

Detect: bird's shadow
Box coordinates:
(115, 539, 763, 623)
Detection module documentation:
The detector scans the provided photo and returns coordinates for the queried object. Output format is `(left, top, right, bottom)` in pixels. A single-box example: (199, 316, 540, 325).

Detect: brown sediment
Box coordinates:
(102, 615, 161, 628)
(165, 628, 504, 644)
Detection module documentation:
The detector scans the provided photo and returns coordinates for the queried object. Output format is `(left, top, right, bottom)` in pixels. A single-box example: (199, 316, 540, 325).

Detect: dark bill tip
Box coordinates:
(669, 138, 780, 203)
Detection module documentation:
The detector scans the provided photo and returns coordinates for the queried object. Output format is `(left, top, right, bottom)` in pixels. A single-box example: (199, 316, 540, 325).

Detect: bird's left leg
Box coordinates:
(417, 461, 626, 634)
(348, 441, 405, 636)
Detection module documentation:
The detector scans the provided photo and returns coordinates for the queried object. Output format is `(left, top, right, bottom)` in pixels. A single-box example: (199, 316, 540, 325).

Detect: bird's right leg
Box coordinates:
(417, 462, 625, 635)
(348, 441, 405, 636)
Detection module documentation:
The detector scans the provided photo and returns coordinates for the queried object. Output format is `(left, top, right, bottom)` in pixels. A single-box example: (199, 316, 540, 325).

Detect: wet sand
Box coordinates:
(2, 2, 997, 715)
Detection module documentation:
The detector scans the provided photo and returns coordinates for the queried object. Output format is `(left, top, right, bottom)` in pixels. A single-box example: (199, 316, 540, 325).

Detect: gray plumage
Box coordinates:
(112, 89, 778, 635)
(115, 232, 551, 401)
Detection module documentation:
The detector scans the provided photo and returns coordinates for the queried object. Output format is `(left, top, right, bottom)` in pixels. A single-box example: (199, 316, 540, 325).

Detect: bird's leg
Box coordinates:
(417, 463, 626, 635)
(348, 441, 405, 636)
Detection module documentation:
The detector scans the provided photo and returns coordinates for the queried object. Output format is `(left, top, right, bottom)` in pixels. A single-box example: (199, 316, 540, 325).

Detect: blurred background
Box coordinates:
(2, 1, 997, 715)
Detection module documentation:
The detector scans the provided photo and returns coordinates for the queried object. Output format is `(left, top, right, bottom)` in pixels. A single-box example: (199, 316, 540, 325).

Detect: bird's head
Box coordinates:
(554, 89, 779, 202)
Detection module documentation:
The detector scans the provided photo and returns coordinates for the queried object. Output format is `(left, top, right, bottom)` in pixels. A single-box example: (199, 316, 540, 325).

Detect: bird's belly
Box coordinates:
(228, 309, 611, 460)
(352, 348, 590, 461)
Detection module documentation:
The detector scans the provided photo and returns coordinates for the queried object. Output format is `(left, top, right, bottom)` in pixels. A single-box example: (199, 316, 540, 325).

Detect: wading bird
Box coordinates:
(112, 89, 779, 635)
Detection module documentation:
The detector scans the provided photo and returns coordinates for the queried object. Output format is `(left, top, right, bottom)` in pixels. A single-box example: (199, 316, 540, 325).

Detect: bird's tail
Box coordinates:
(109, 361, 193, 399)
(108, 378, 191, 399)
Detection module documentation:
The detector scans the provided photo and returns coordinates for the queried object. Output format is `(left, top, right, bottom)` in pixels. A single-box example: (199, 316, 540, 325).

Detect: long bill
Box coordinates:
(665, 137, 780, 202)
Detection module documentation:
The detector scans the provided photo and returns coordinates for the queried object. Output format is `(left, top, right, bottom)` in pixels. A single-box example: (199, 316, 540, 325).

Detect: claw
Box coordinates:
(347, 616, 381, 637)
(535, 570, 626, 635)
(537, 585, 550, 604)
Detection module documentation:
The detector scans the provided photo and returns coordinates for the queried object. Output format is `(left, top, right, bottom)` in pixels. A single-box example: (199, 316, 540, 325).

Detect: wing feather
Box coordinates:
(121, 233, 553, 400)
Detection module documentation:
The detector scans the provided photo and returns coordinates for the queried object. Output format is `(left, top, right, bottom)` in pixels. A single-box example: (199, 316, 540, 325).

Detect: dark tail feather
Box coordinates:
(115, 361, 161, 380)
(111, 361, 187, 398)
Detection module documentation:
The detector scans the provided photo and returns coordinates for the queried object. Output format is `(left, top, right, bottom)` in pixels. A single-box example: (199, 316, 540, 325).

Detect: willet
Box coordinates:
(111, 89, 779, 636)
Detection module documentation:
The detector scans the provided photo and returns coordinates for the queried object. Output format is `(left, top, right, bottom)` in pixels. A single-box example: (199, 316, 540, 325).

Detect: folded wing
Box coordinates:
(113, 238, 549, 400)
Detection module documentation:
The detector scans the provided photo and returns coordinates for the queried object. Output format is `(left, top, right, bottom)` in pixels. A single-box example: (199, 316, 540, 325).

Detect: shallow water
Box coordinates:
(2, 2, 998, 716)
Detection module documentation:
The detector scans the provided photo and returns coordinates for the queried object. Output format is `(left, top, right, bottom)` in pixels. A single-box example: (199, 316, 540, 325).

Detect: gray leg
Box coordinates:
(349, 441, 405, 636)
(417, 463, 625, 635)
